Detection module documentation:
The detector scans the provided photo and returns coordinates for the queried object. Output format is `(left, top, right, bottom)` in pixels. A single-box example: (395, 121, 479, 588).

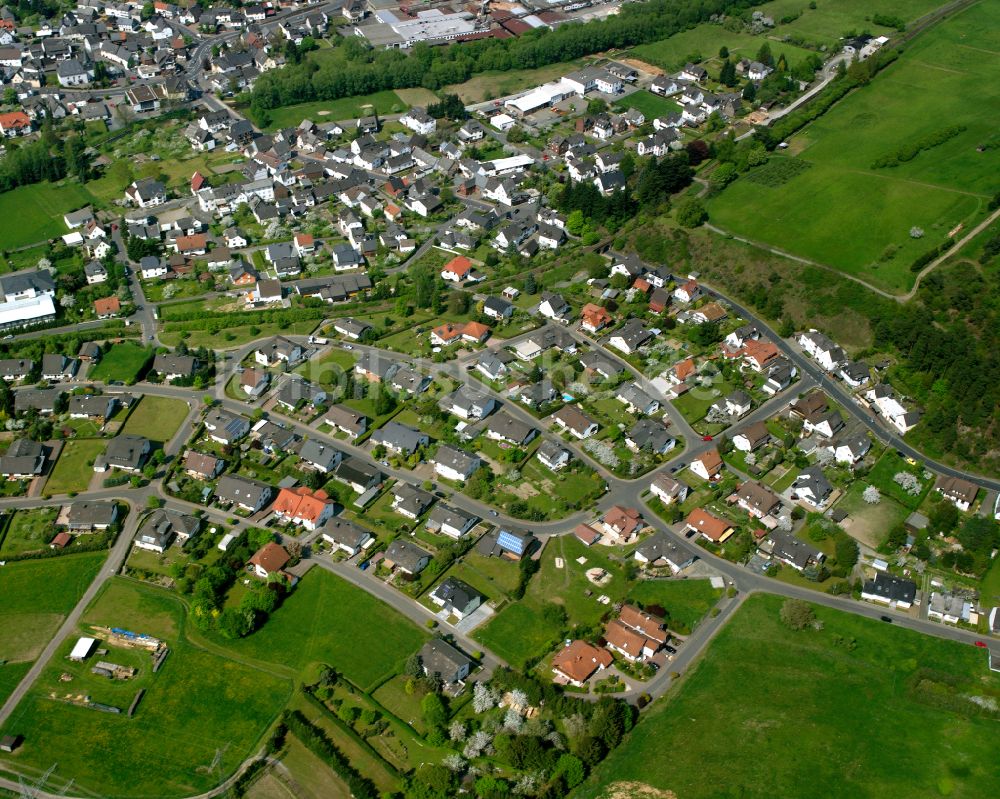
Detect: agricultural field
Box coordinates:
(0, 182, 96, 250)
(220, 569, 428, 691)
(0, 552, 105, 703)
(44, 439, 107, 495)
(0, 580, 291, 799)
(247, 736, 350, 799)
(120, 396, 191, 445)
(87, 342, 153, 384)
(574, 594, 1000, 799)
(709, 0, 1000, 293)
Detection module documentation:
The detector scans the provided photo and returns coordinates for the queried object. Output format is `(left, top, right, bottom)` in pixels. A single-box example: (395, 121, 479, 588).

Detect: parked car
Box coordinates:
(880, 615, 893, 623)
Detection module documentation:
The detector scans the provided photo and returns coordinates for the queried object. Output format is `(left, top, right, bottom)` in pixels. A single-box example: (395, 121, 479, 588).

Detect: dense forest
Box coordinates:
(248, 0, 768, 122)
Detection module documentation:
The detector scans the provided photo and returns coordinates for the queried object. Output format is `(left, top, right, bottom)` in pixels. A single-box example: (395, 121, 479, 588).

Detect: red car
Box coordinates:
(702, 435, 713, 442)
(974, 641, 987, 648)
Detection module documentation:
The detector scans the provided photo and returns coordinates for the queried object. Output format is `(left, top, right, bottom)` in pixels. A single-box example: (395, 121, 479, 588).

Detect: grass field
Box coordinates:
(88, 342, 153, 384)
(574, 593, 1000, 799)
(629, 25, 818, 75)
(758, 0, 944, 47)
(709, 0, 1000, 293)
(159, 319, 318, 349)
(475, 536, 630, 668)
(0, 507, 60, 556)
(445, 60, 583, 103)
(0, 182, 96, 250)
(0, 580, 291, 799)
(44, 438, 106, 495)
(627, 578, 722, 631)
(120, 396, 190, 445)
(0, 552, 105, 668)
(614, 90, 683, 120)
(250, 737, 350, 799)
(836, 481, 910, 550)
(220, 569, 427, 691)
(259, 90, 408, 131)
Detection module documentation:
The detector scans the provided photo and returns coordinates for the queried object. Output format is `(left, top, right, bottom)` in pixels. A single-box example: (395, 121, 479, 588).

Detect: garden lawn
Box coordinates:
(120, 396, 190, 444)
(220, 569, 428, 691)
(834, 482, 910, 550)
(574, 593, 1000, 799)
(259, 90, 407, 130)
(614, 90, 682, 120)
(44, 438, 106, 495)
(670, 379, 733, 424)
(87, 342, 153, 384)
(0, 579, 291, 799)
(709, 1, 1000, 293)
(296, 348, 357, 388)
(866, 449, 932, 510)
(0, 182, 96, 250)
(627, 578, 722, 632)
(0, 507, 60, 556)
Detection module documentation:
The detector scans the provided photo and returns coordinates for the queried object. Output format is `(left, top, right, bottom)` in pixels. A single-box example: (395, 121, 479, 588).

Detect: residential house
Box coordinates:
(650, 473, 689, 505)
(248, 541, 291, 580)
(183, 451, 224, 480)
(790, 466, 834, 509)
(384, 539, 431, 576)
(440, 387, 496, 421)
(935, 475, 978, 512)
(135, 509, 200, 554)
(426, 504, 478, 540)
(552, 405, 599, 439)
(272, 486, 334, 530)
(689, 448, 723, 481)
(734, 481, 782, 520)
(537, 440, 571, 471)
(432, 445, 481, 482)
(626, 418, 675, 455)
(607, 319, 653, 354)
(64, 501, 118, 532)
(429, 577, 482, 620)
(861, 572, 917, 609)
(602, 505, 643, 542)
(732, 422, 771, 453)
(685, 507, 735, 543)
(538, 292, 571, 322)
(332, 457, 383, 494)
(297, 440, 343, 474)
(0, 438, 47, 479)
(320, 518, 374, 557)
(215, 475, 273, 513)
(485, 412, 537, 447)
(551, 640, 613, 687)
(759, 529, 825, 572)
(419, 638, 473, 684)
(93, 435, 150, 473)
(634, 530, 695, 573)
(391, 483, 435, 520)
(323, 404, 368, 439)
(371, 421, 429, 456)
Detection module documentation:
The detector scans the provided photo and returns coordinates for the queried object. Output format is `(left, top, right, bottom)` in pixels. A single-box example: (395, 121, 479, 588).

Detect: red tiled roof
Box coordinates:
(249, 541, 290, 574)
(552, 640, 613, 683)
(93, 296, 121, 315)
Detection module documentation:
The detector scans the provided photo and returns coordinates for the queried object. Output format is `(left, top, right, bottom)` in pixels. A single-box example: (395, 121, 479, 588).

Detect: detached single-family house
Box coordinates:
(551, 640, 613, 687)
(552, 405, 599, 439)
(429, 577, 482, 620)
(862, 572, 917, 609)
(685, 507, 735, 543)
(384, 538, 431, 576)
